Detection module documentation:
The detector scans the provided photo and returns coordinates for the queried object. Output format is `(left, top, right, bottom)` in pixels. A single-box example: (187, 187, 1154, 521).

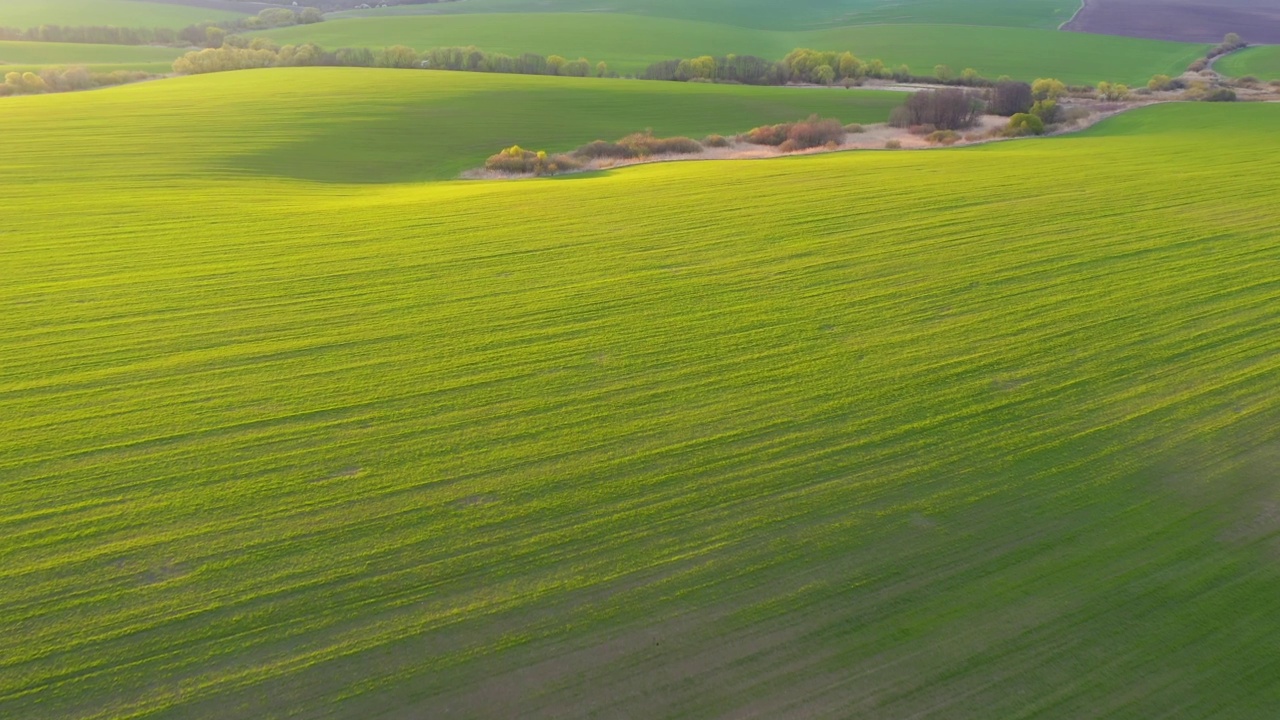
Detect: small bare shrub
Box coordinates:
(701, 134, 731, 148)
(884, 139, 902, 149)
(744, 123, 790, 146)
(907, 124, 937, 136)
(617, 132, 702, 156)
(843, 123, 865, 133)
(926, 129, 960, 145)
(485, 145, 579, 175)
(574, 140, 635, 160)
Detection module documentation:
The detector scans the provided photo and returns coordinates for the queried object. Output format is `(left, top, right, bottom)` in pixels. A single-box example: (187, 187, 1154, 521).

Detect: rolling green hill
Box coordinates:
(0, 0, 245, 28)
(3, 68, 1279, 719)
(0, 68, 903, 182)
(0, 40, 182, 71)
(1216, 45, 1280, 80)
(333, 0, 1080, 31)
(258, 14, 1207, 85)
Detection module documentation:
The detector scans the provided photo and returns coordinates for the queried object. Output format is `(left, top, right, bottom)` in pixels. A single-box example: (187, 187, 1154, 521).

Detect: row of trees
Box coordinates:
(0, 8, 322, 48)
(1, 66, 154, 96)
(173, 41, 613, 78)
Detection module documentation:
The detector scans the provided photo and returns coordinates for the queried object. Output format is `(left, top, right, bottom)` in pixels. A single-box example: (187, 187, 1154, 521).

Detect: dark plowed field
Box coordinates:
(1065, 0, 1280, 43)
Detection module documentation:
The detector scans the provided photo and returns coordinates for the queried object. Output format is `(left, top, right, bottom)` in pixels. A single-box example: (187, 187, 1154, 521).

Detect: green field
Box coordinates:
(0, 0, 245, 28)
(13, 68, 900, 182)
(0, 40, 182, 72)
(333, 0, 1080, 31)
(3, 68, 1280, 719)
(1216, 45, 1280, 80)
(259, 14, 1207, 85)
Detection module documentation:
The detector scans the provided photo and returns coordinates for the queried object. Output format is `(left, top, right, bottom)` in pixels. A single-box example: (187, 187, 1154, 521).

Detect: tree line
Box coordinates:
(638, 48, 1012, 87)
(0, 8, 322, 48)
(173, 41, 613, 77)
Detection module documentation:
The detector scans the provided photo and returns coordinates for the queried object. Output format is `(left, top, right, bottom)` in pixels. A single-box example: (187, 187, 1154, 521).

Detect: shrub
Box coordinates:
(744, 115, 844, 150)
(617, 132, 703, 156)
(843, 123, 865, 133)
(1030, 99, 1059, 124)
(925, 129, 960, 145)
(574, 140, 636, 160)
(1008, 113, 1045, 135)
(1148, 74, 1173, 91)
(1060, 106, 1092, 124)
(907, 124, 937, 135)
(1202, 88, 1237, 102)
(884, 139, 902, 149)
(484, 145, 579, 175)
(786, 115, 845, 148)
(744, 122, 790, 146)
(701, 134, 731, 148)
(1096, 81, 1130, 101)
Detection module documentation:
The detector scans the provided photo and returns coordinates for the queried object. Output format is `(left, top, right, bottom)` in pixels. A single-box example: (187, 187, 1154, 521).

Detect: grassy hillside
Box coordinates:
(333, 0, 1080, 31)
(259, 14, 1207, 85)
(3, 67, 1279, 719)
(1216, 45, 1280, 79)
(0, 0, 244, 28)
(0, 40, 182, 71)
(0, 68, 901, 182)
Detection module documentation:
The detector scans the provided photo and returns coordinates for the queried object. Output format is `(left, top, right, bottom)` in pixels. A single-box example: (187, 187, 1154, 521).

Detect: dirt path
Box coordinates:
(464, 103, 1157, 181)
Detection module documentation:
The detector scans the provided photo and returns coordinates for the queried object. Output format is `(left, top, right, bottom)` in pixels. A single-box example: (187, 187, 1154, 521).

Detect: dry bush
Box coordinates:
(744, 123, 790, 146)
(744, 116, 844, 149)
(963, 132, 984, 142)
(485, 145, 579, 175)
(1060, 106, 1092, 124)
(884, 139, 902, 149)
(574, 140, 636, 160)
(907, 124, 937, 136)
(702, 134, 731, 147)
(843, 123, 865, 133)
(786, 115, 845, 149)
(618, 132, 703, 156)
(926, 130, 960, 145)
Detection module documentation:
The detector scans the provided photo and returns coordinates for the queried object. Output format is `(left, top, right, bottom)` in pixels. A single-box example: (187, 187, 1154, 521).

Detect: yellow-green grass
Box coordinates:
(0, 0, 244, 28)
(333, 0, 1079, 31)
(3, 68, 1280, 719)
(0, 40, 183, 71)
(11, 68, 901, 182)
(259, 14, 1208, 85)
(1216, 45, 1280, 80)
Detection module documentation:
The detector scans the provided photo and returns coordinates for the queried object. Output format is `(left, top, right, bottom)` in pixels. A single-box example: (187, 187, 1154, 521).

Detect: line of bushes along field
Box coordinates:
(171, 41, 614, 77)
(0, 67, 155, 96)
(483, 115, 855, 176)
(0, 8, 321, 49)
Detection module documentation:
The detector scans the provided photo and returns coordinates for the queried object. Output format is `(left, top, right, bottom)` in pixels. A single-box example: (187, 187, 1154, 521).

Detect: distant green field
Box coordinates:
(260, 14, 1207, 85)
(7, 68, 900, 182)
(3, 68, 1280, 719)
(334, 0, 1080, 30)
(0, 0, 244, 28)
(1216, 45, 1280, 79)
(0, 40, 182, 71)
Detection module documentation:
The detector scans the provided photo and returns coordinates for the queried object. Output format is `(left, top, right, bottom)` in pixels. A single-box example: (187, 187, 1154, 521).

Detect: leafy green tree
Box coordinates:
(1008, 112, 1045, 134)
(837, 52, 862, 79)
(546, 55, 566, 75)
(812, 64, 835, 85)
(1148, 74, 1172, 91)
(1031, 77, 1066, 101)
(934, 64, 954, 81)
